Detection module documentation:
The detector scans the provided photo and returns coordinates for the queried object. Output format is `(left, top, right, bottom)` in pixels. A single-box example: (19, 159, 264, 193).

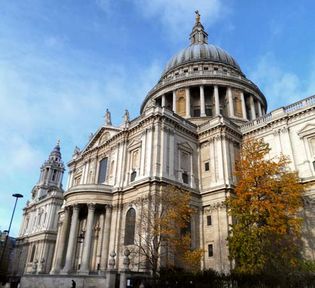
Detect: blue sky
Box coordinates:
(1, 0, 315, 236)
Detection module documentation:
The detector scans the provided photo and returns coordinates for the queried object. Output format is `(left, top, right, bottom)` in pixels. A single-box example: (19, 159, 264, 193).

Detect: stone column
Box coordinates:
(200, 85, 206, 116)
(185, 88, 191, 117)
(214, 85, 220, 115)
(50, 207, 70, 274)
(250, 95, 256, 120)
(100, 205, 113, 272)
(161, 95, 165, 107)
(62, 205, 80, 273)
(240, 91, 247, 120)
(172, 90, 176, 113)
(257, 101, 263, 117)
(227, 87, 234, 117)
(80, 203, 96, 274)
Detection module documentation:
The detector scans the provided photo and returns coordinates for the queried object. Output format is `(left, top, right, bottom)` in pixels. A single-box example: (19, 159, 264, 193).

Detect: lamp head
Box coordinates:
(12, 193, 23, 198)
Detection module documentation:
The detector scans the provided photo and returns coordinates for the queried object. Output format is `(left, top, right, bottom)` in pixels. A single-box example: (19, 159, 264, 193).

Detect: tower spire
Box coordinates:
(190, 11, 208, 45)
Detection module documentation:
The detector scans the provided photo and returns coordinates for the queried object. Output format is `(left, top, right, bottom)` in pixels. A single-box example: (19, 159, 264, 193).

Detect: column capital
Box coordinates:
(87, 203, 96, 211)
(72, 204, 80, 212)
(64, 206, 71, 212)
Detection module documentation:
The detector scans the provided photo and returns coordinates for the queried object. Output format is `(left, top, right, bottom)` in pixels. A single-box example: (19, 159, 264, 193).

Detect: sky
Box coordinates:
(1, 0, 315, 236)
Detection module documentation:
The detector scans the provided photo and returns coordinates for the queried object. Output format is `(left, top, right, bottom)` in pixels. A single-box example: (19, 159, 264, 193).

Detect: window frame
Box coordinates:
(97, 157, 108, 184)
(207, 215, 212, 226)
(208, 244, 213, 257)
(124, 208, 136, 245)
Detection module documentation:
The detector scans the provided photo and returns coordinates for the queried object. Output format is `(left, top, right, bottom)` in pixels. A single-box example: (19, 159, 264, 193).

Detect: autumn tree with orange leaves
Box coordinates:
(134, 185, 202, 278)
(227, 138, 304, 274)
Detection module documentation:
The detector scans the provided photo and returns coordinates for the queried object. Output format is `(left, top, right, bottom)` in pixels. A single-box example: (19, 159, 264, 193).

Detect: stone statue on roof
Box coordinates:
(124, 109, 130, 124)
(105, 109, 112, 126)
(195, 10, 200, 23)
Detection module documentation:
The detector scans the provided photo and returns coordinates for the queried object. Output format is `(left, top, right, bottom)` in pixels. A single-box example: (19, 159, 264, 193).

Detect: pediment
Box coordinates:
(82, 126, 121, 153)
(298, 123, 315, 138)
(127, 137, 142, 149)
(178, 141, 194, 152)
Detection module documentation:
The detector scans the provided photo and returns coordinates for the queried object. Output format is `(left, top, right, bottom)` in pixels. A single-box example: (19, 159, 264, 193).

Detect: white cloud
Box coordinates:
(249, 53, 315, 112)
(132, 0, 226, 38)
(249, 53, 302, 111)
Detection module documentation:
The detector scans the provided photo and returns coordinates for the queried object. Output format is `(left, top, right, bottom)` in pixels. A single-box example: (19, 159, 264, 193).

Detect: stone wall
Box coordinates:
(20, 275, 107, 288)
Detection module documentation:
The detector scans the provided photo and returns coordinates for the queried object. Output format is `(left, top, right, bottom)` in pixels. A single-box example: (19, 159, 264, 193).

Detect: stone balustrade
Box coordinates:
(241, 95, 315, 133)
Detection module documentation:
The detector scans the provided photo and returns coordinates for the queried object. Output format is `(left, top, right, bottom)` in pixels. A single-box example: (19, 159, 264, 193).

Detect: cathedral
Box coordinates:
(12, 12, 315, 288)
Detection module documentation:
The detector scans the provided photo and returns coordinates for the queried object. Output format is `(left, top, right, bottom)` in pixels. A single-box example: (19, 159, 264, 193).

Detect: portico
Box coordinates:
(50, 203, 113, 275)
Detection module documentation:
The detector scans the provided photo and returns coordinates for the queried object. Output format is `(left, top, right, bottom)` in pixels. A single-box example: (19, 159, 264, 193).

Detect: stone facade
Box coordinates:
(13, 13, 315, 288)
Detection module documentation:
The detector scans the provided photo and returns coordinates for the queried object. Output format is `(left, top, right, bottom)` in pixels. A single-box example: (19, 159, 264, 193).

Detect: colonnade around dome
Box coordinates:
(154, 84, 265, 122)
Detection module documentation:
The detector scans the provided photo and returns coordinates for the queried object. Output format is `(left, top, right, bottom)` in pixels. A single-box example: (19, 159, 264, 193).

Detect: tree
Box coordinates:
(226, 138, 304, 274)
(133, 185, 203, 279)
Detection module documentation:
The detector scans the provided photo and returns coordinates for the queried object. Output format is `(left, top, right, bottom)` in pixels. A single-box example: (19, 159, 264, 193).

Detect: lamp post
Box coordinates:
(0, 193, 23, 277)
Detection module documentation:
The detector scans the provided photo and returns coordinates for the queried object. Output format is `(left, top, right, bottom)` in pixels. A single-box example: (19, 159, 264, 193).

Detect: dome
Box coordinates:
(163, 43, 241, 75)
(162, 11, 241, 76)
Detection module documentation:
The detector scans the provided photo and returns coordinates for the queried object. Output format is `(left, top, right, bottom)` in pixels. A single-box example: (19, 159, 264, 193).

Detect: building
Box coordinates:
(14, 12, 315, 288)
(0, 231, 16, 285)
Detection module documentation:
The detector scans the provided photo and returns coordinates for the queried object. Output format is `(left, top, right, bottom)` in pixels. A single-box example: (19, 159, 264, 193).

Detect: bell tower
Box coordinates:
(35, 141, 64, 199)
(13, 142, 65, 276)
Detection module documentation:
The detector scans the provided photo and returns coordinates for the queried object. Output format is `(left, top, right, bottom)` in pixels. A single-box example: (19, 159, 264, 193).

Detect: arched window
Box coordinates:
(51, 169, 57, 181)
(98, 158, 108, 184)
(30, 245, 36, 262)
(124, 208, 136, 245)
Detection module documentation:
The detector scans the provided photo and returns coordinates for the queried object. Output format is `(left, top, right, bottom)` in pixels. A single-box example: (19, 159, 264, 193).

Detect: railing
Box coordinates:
(66, 184, 113, 194)
(284, 95, 315, 113)
(241, 94, 315, 133)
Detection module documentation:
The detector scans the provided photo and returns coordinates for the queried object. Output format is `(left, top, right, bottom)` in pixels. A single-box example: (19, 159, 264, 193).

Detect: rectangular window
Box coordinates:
(204, 162, 210, 171)
(182, 172, 189, 184)
(98, 158, 108, 184)
(207, 215, 212, 226)
(208, 244, 213, 257)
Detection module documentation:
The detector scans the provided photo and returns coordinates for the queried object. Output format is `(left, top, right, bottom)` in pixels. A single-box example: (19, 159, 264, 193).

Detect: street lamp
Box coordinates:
(0, 193, 23, 273)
